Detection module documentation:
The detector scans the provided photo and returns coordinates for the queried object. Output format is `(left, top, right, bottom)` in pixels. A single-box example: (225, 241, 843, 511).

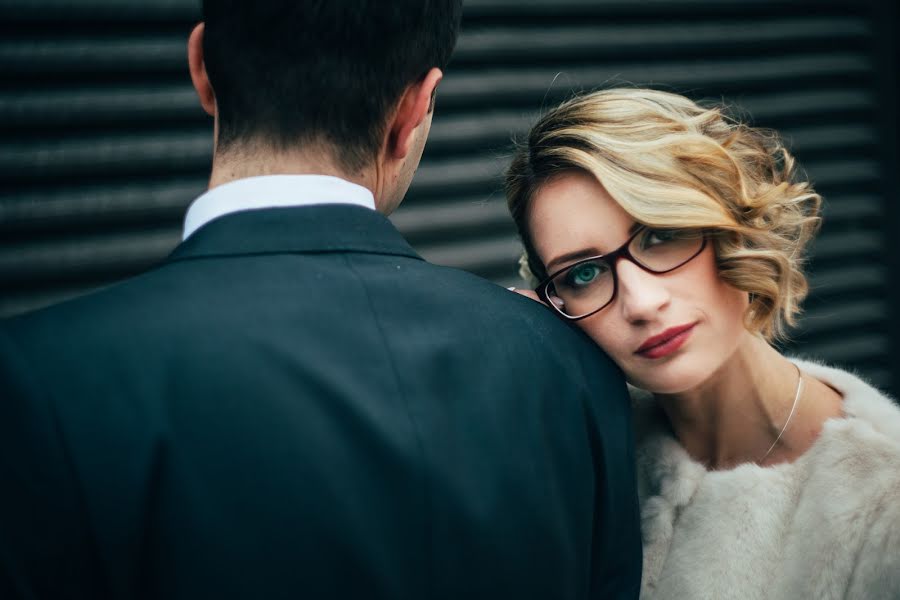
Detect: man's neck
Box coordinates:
(208, 147, 377, 198)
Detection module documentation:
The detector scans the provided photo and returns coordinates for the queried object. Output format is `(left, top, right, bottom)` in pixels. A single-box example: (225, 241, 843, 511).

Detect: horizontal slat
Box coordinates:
(0, 37, 187, 75)
(0, 0, 198, 21)
(1, 86, 203, 128)
(779, 124, 877, 154)
(455, 18, 868, 62)
(0, 228, 179, 285)
(796, 298, 885, 337)
(408, 155, 506, 195)
(427, 111, 533, 152)
(0, 0, 861, 22)
(732, 89, 875, 123)
(439, 53, 872, 106)
(0, 131, 212, 179)
(809, 230, 882, 262)
(0, 178, 202, 233)
(820, 194, 882, 222)
(808, 264, 884, 296)
(462, 0, 859, 16)
(800, 333, 887, 364)
(801, 159, 880, 188)
(417, 235, 522, 275)
(391, 196, 512, 242)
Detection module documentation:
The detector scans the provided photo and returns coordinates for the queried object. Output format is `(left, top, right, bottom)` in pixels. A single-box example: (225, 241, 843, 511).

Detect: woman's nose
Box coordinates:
(615, 259, 671, 323)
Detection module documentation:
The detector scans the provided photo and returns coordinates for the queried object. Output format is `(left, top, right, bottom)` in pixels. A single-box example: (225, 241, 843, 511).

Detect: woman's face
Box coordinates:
(527, 170, 750, 393)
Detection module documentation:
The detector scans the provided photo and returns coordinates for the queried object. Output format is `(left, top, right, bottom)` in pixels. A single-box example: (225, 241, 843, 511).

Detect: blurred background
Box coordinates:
(1, 0, 897, 393)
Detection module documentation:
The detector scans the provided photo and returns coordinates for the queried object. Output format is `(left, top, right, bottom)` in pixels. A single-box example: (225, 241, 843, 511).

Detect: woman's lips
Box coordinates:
(635, 323, 697, 359)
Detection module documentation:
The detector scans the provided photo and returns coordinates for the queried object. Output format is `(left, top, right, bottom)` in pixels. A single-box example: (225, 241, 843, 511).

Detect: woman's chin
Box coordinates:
(624, 364, 710, 395)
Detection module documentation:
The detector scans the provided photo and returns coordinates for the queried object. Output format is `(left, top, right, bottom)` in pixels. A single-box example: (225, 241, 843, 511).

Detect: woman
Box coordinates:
(505, 88, 900, 599)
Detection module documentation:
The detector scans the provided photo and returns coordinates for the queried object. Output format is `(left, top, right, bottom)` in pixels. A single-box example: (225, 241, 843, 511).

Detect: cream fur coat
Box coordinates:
(633, 359, 900, 600)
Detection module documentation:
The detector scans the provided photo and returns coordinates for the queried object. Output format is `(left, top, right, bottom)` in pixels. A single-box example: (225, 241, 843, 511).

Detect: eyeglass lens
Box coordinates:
(546, 228, 704, 318)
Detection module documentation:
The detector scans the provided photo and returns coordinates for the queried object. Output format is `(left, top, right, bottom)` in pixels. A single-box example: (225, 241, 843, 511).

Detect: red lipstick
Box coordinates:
(635, 323, 697, 359)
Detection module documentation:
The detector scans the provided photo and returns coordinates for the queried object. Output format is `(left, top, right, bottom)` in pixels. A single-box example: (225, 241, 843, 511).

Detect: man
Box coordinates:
(0, 2, 641, 598)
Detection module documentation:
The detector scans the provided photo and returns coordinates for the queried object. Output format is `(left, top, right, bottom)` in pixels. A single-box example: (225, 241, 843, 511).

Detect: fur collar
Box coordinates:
(632, 359, 900, 599)
(632, 357, 900, 485)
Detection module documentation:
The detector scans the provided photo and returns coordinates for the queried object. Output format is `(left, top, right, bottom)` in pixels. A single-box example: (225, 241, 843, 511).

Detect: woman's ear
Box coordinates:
(387, 67, 443, 160)
(188, 23, 217, 117)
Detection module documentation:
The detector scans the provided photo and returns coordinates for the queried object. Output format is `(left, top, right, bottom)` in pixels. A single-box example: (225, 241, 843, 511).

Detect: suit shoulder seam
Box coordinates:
(339, 254, 432, 595)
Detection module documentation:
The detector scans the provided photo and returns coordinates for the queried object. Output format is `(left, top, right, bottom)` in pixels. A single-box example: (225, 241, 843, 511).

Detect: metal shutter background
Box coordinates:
(1, 0, 897, 392)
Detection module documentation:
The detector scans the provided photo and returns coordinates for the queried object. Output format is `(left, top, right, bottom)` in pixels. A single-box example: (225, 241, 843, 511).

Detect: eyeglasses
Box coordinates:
(535, 227, 707, 320)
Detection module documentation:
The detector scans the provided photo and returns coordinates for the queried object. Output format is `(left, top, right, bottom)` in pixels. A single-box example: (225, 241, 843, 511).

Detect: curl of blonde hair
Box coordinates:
(506, 88, 822, 342)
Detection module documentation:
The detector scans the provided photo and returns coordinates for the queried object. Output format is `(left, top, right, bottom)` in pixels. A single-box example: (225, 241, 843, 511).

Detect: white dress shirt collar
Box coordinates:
(182, 175, 376, 241)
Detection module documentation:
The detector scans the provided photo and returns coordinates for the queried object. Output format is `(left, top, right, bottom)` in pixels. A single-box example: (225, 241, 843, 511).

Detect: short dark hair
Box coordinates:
(201, 0, 463, 172)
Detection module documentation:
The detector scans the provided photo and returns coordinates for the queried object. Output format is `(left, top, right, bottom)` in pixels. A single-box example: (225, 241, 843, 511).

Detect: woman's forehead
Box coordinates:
(529, 172, 636, 254)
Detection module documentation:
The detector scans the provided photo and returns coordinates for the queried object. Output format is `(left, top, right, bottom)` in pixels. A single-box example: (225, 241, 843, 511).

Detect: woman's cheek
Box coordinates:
(579, 320, 631, 367)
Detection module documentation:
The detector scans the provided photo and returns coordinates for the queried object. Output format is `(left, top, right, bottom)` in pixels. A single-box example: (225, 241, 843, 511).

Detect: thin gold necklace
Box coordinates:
(760, 364, 804, 463)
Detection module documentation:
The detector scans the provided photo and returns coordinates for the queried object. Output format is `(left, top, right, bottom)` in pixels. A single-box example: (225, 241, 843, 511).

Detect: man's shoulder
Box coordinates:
(403, 260, 598, 341)
(1, 263, 184, 352)
(402, 261, 622, 375)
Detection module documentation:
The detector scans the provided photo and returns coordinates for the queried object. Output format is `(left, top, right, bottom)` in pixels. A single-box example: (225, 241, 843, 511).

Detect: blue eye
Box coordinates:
(564, 261, 606, 287)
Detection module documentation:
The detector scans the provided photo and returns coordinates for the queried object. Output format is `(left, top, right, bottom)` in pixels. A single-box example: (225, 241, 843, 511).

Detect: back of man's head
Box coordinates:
(201, 0, 463, 173)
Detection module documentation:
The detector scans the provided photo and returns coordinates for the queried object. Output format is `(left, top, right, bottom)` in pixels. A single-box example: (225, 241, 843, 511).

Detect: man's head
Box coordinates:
(188, 0, 463, 212)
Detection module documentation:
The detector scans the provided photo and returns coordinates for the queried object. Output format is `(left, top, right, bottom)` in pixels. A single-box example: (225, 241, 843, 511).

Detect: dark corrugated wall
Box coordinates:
(1, 0, 897, 392)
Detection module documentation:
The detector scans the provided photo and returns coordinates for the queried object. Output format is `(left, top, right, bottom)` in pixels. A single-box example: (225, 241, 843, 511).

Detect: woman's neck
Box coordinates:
(653, 333, 810, 470)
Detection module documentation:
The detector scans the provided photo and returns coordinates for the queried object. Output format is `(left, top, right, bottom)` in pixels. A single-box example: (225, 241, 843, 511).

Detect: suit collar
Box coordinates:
(182, 175, 376, 241)
(167, 204, 423, 263)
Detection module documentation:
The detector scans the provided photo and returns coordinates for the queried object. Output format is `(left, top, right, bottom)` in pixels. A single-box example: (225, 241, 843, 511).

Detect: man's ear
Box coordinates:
(188, 23, 216, 117)
(388, 67, 443, 160)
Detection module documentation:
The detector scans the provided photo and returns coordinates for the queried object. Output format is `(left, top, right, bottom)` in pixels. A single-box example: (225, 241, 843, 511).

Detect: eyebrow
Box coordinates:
(544, 222, 643, 273)
(545, 248, 602, 273)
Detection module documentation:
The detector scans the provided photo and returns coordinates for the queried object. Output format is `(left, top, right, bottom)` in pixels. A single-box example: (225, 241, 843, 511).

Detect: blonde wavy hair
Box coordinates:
(506, 87, 822, 342)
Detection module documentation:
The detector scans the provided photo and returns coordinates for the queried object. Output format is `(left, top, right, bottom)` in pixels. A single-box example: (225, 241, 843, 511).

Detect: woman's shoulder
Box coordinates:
(791, 358, 900, 549)
(789, 359, 900, 500)
(788, 358, 900, 597)
(792, 357, 900, 448)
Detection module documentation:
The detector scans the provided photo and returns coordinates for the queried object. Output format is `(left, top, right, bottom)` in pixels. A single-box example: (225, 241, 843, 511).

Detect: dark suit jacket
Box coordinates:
(0, 204, 641, 599)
